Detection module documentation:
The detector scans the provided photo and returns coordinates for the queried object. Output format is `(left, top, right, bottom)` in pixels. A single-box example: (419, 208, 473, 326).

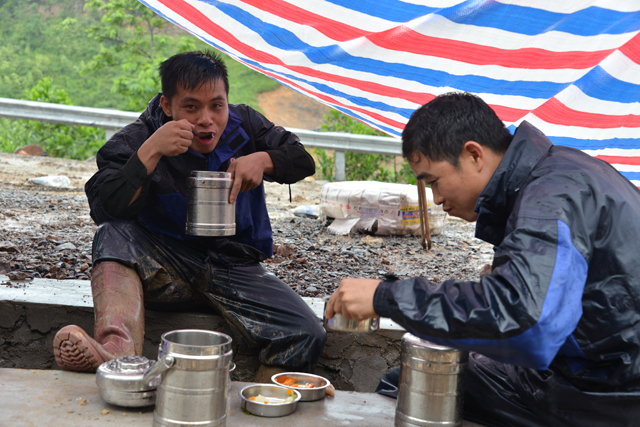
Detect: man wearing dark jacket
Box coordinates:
(326, 92, 640, 426)
(53, 51, 326, 381)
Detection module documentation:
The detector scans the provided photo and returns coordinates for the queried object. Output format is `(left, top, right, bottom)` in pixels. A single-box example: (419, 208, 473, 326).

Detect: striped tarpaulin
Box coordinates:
(138, 0, 640, 185)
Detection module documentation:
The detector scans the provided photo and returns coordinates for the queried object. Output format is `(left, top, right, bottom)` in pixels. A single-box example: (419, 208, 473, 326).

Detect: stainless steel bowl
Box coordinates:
(323, 298, 380, 332)
(271, 372, 330, 402)
(239, 384, 301, 417)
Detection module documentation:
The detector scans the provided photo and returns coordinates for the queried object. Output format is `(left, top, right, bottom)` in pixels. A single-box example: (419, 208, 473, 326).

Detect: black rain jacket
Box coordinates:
(374, 121, 640, 392)
(85, 94, 315, 259)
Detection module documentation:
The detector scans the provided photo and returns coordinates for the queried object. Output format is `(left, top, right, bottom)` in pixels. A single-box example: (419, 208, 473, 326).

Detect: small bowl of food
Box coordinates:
(239, 384, 301, 417)
(271, 372, 331, 402)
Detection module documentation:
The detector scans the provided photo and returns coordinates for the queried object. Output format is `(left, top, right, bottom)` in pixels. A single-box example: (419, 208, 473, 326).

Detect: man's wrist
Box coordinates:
(257, 151, 275, 175)
(137, 139, 163, 175)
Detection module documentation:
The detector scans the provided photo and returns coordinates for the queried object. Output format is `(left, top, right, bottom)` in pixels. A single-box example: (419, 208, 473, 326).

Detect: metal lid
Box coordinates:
(96, 355, 159, 393)
(187, 171, 233, 188)
(401, 333, 468, 363)
(159, 329, 233, 357)
(189, 171, 232, 179)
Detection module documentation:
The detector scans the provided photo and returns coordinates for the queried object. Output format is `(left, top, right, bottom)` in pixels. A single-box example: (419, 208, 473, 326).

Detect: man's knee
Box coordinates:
(299, 315, 327, 351)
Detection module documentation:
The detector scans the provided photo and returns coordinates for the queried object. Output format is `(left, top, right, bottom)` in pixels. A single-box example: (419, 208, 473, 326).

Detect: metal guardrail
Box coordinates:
(0, 97, 402, 181)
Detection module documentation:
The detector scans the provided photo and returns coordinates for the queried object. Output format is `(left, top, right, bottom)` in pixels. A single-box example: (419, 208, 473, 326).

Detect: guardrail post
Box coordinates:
(105, 128, 118, 142)
(335, 150, 346, 181)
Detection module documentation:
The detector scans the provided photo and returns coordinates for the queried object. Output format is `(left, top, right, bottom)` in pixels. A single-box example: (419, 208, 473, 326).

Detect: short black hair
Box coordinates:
(402, 92, 513, 167)
(159, 50, 229, 101)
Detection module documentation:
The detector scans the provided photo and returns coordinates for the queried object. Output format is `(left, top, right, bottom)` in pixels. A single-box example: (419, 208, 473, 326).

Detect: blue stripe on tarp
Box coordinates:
(410, 220, 588, 370)
(325, 0, 439, 22)
(619, 171, 640, 181)
(192, 1, 569, 98)
(549, 136, 640, 150)
(575, 67, 640, 104)
(326, 0, 640, 35)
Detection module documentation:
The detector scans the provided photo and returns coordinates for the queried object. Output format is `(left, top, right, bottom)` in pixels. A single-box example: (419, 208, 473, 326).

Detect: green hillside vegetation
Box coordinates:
(0, 0, 278, 110)
(0, 0, 413, 184)
(0, 0, 279, 159)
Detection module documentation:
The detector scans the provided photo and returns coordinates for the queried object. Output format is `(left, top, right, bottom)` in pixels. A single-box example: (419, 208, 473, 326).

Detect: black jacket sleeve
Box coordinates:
(241, 106, 315, 183)
(85, 118, 154, 224)
(98, 152, 154, 219)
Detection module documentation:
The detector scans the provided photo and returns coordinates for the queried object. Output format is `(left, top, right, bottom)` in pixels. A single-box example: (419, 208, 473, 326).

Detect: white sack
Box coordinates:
(320, 181, 447, 236)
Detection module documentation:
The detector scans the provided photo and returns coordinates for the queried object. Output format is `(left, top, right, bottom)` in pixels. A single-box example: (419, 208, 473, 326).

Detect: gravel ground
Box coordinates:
(0, 154, 494, 293)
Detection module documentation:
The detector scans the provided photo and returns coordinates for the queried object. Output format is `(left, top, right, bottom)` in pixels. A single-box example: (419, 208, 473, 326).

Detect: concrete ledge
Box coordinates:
(0, 368, 489, 427)
(0, 275, 404, 392)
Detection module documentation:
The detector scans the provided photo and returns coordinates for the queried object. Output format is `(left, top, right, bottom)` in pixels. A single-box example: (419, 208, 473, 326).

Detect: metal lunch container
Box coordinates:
(185, 171, 235, 236)
(153, 329, 233, 427)
(322, 297, 380, 332)
(395, 333, 468, 427)
(95, 355, 160, 407)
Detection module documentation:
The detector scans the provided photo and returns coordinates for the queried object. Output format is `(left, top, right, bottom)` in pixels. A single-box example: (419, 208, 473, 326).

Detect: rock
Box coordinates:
(0, 242, 19, 253)
(13, 145, 46, 157)
(7, 271, 29, 280)
(275, 244, 295, 258)
(56, 243, 77, 251)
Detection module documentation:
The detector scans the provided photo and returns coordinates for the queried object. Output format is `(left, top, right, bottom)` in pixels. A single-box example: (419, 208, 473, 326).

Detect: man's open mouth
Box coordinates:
(192, 129, 215, 140)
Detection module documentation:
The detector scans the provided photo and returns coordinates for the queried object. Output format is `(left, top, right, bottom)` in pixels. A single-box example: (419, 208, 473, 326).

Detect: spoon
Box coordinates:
(192, 129, 214, 139)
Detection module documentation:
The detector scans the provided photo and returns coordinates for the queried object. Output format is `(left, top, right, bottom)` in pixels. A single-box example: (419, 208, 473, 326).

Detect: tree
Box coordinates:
(317, 109, 416, 184)
(62, 0, 199, 111)
(0, 78, 104, 159)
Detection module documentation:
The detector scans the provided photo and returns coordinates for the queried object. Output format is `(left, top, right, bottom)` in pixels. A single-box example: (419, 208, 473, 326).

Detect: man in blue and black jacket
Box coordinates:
(53, 51, 326, 382)
(326, 92, 640, 426)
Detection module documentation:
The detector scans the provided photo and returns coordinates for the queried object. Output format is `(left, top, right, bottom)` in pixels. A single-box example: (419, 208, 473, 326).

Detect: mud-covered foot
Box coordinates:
(53, 325, 106, 372)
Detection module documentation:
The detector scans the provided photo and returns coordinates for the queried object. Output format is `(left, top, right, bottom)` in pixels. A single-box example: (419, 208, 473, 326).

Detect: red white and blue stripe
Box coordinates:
(137, 0, 640, 185)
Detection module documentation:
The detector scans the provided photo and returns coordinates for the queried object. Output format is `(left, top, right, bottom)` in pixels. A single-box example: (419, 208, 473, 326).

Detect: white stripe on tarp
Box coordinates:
(598, 50, 640, 85)
(554, 85, 640, 116)
(519, 115, 640, 139)
(610, 164, 640, 173)
(409, 13, 636, 52)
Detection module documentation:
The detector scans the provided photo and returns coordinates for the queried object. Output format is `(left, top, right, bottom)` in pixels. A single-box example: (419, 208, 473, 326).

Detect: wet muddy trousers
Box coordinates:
(90, 220, 327, 372)
(53, 262, 145, 372)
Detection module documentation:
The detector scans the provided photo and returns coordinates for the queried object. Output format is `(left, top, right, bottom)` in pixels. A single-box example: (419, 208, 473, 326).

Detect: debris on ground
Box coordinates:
(0, 154, 494, 295)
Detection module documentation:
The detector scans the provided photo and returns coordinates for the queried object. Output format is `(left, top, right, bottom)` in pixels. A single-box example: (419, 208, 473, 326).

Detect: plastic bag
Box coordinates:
(320, 181, 447, 236)
(28, 175, 71, 188)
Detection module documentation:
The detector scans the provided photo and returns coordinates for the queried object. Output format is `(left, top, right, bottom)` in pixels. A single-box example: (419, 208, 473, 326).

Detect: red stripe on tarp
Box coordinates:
(368, 26, 615, 70)
(286, 65, 435, 105)
(239, 0, 368, 41)
(156, 0, 433, 111)
(620, 32, 640, 64)
(533, 98, 640, 128)
(157, 0, 286, 65)
(595, 155, 640, 166)
(490, 104, 530, 123)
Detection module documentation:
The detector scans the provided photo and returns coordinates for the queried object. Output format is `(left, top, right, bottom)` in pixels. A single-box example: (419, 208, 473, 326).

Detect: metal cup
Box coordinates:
(395, 333, 468, 427)
(186, 171, 236, 236)
(151, 329, 233, 427)
(322, 297, 380, 332)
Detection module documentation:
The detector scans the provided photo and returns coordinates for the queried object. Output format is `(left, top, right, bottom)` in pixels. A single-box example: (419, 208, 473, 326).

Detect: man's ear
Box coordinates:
(462, 140, 485, 172)
(160, 95, 172, 118)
